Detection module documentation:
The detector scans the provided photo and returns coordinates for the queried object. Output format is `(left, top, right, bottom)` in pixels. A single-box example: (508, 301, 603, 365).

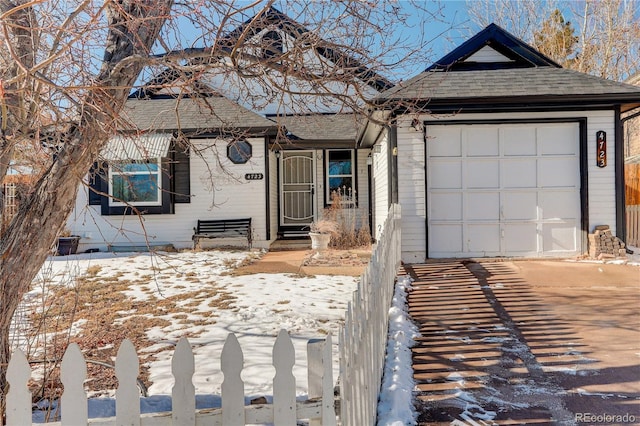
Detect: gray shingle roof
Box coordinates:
(380, 67, 640, 102)
(120, 97, 277, 133)
(273, 114, 362, 141)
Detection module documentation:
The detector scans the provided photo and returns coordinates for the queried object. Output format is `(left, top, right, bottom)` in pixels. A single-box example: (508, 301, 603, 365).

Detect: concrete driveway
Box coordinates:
(405, 260, 640, 425)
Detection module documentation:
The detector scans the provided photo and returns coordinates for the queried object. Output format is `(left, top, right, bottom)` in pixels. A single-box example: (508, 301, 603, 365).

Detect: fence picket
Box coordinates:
(61, 343, 87, 426)
(171, 337, 195, 425)
(6, 205, 401, 426)
(627, 205, 640, 247)
(273, 329, 296, 425)
(116, 339, 140, 426)
(338, 204, 401, 426)
(6, 348, 31, 426)
(7, 331, 333, 425)
(321, 334, 336, 426)
(221, 333, 245, 424)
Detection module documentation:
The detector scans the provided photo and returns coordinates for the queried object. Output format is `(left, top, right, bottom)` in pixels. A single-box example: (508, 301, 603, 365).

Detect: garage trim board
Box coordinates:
(425, 118, 587, 258)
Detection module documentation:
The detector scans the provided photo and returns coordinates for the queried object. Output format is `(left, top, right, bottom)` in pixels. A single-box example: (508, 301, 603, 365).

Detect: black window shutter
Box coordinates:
(173, 147, 191, 203)
(88, 162, 107, 206)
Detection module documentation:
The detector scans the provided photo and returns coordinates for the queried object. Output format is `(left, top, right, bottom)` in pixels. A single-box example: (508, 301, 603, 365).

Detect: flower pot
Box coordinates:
(309, 232, 331, 251)
(57, 236, 80, 256)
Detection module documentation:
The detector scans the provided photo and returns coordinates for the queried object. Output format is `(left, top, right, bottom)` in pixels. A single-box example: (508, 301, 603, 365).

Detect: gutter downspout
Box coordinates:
(615, 106, 626, 243)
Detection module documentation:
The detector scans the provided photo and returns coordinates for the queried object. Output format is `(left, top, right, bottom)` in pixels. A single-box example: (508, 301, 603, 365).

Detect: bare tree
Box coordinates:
(465, 0, 640, 81)
(570, 0, 640, 81)
(465, 0, 559, 41)
(533, 9, 579, 67)
(0, 0, 443, 415)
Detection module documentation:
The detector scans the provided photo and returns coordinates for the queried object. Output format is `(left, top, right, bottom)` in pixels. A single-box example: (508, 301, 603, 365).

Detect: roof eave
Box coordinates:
(376, 93, 640, 114)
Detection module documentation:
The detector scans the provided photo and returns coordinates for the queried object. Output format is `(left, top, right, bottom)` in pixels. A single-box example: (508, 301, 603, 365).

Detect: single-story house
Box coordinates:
(67, 19, 640, 258)
(66, 8, 389, 252)
(359, 23, 640, 261)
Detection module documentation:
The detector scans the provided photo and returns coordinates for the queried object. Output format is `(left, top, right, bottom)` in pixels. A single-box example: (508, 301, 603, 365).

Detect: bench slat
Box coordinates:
(193, 218, 252, 249)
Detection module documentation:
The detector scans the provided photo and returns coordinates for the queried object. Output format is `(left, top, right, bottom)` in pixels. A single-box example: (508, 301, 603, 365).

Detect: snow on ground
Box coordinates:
(376, 275, 421, 426)
(23, 249, 363, 421)
(24, 246, 637, 423)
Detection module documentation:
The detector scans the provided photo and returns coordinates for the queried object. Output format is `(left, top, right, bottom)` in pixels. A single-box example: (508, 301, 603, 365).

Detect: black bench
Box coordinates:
(192, 218, 252, 249)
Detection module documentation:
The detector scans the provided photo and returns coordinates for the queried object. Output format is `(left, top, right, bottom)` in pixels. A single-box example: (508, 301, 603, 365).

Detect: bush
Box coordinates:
(322, 191, 371, 249)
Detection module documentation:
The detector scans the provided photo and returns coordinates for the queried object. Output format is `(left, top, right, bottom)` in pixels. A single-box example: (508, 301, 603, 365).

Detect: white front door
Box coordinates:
(280, 151, 316, 228)
(427, 122, 582, 258)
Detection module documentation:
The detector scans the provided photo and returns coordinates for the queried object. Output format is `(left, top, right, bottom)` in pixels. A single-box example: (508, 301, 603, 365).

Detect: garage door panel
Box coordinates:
(466, 128, 499, 156)
(430, 193, 462, 220)
(428, 127, 462, 157)
(539, 158, 578, 188)
(427, 122, 580, 258)
(504, 223, 538, 253)
(502, 192, 537, 220)
(539, 126, 578, 155)
(503, 159, 537, 188)
(467, 160, 500, 188)
(430, 161, 462, 189)
(503, 127, 537, 156)
(467, 224, 501, 253)
(540, 191, 580, 219)
(542, 223, 578, 252)
(466, 192, 499, 220)
(429, 224, 462, 253)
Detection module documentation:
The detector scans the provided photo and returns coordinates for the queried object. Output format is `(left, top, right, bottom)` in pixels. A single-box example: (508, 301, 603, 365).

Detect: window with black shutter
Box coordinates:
(88, 143, 190, 214)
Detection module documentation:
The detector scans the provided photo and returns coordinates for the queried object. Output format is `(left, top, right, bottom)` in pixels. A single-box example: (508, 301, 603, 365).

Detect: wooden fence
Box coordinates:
(627, 205, 640, 247)
(626, 163, 640, 205)
(7, 331, 336, 425)
(338, 203, 402, 426)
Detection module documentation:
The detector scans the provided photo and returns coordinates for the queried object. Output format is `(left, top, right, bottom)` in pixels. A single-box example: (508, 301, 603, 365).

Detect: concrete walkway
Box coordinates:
(404, 260, 640, 425)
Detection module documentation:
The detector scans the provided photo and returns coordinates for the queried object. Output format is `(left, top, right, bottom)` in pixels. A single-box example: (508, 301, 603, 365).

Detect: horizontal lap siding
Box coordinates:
(373, 133, 389, 240)
(69, 138, 268, 251)
(397, 124, 426, 262)
(269, 151, 278, 242)
(355, 150, 371, 228)
(584, 112, 616, 233)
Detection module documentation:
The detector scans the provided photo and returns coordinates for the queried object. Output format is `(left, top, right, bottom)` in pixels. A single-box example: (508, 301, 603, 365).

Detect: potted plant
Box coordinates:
(308, 219, 338, 251)
(57, 229, 81, 256)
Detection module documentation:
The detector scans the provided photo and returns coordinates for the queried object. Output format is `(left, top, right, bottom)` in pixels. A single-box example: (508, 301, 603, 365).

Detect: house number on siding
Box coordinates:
(596, 131, 606, 168)
(245, 173, 264, 180)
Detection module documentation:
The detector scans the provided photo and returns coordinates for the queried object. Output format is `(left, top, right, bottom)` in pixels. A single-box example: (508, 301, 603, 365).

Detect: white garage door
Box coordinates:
(427, 122, 581, 258)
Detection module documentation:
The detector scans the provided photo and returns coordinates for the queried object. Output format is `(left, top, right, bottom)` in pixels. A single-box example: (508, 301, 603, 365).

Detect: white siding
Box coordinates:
(68, 137, 271, 251)
(268, 150, 279, 241)
(396, 123, 426, 263)
(372, 134, 389, 241)
(355, 149, 371, 229)
(465, 46, 514, 63)
(396, 110, 619, 261)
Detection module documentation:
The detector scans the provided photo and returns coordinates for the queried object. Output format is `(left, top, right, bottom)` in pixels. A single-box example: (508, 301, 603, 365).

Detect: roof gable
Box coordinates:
(221, 7, 394, 92)
(427, 23, 560, 72)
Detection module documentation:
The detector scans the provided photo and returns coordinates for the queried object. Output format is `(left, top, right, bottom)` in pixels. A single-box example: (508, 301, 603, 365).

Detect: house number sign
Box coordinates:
(245, 173, 264, 180)
(596, 130, 607, 168)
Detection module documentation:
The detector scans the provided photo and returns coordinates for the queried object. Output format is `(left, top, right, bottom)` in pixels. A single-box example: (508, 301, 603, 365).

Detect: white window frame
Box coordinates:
(108, 157, 162, 207)
(325, 149, 356, 205)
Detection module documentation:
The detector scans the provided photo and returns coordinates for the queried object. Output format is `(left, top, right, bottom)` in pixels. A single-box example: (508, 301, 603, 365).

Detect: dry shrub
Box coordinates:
(323, 191, 371, 249)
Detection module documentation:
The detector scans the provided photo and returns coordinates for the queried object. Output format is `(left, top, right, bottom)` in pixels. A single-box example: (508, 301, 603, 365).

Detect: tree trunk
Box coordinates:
(0, 1, 174, 420)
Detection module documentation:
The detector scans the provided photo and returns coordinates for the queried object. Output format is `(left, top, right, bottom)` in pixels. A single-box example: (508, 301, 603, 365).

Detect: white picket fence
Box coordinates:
(338, 204, 402, 426)
(627, 205, 640, 247)
(6, 330, 336, 425)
